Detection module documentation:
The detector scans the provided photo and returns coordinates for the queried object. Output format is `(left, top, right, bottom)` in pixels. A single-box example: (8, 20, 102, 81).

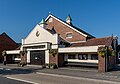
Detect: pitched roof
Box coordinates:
(46, 27, 56, 34)
(0, 32, 18, 51)
(15, 45, 21, 50)
(70, 36, 113, 47)
(45, 14, 94, 38)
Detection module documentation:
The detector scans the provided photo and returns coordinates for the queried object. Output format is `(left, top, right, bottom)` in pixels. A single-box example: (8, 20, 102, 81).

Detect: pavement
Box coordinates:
(1, 64, 120, 84)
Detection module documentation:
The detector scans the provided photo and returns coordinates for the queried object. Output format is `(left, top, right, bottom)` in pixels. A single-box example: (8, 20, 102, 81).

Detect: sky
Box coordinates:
(0, 0, 120, 43)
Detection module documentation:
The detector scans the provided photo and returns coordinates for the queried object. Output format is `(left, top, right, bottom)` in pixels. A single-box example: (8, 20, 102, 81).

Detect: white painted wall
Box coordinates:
(45, 50, 49, 64)
(27, 51, 30, 63)
(67, 59, 98, 63)
(24, 24, 58, 45)
(59, 46, 99, 53)
(6, 50, 20, 54)
(51, 45, 58, 49)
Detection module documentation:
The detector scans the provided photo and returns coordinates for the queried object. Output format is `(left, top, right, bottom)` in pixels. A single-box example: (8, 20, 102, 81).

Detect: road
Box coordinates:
(0, 76, 31, 84)
(0, 64, 120, 84)
(4, 72, 119, 84)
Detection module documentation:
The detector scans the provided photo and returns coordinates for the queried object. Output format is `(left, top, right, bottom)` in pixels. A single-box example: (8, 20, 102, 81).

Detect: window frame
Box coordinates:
(66, 32, 73, 38)
(78, 54, 88, 60)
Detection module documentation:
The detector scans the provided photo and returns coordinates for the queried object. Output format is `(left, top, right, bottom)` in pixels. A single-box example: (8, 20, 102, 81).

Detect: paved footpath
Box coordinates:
(34, 68, 120, 83)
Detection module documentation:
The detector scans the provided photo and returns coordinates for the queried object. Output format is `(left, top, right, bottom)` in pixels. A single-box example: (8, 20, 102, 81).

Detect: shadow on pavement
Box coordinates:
(0, 65, 43, 75)
(110, 64, 120, 72)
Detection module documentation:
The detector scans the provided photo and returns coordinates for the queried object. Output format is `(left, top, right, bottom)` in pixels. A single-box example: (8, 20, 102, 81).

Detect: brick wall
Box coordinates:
(49, 52, 58, 66)
(98, 47, 116, 72)
(98, 55, 106, 72)
(20, 53, 27, 64)
(108, 56, 115, 70)
(46, 17, 86, 42)
(0, 33, 18, 63)
(58, 53, 64, 67)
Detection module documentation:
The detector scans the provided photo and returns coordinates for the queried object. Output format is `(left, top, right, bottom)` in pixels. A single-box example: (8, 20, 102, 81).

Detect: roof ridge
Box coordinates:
(0, 32, 17, 45)
(90, 36, 112, 40)
(45, 14, 94, 38)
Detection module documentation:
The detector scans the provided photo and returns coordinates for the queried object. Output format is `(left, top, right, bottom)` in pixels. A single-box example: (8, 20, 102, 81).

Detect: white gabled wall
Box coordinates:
(24, 24, 58, 45)
(27, 51, 30, 63)
(45, 50, 49, 64)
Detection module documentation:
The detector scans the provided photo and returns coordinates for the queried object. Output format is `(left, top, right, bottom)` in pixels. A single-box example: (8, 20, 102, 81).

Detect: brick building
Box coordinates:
(6, 14, 118, 72)
(0, 32, 18, 63)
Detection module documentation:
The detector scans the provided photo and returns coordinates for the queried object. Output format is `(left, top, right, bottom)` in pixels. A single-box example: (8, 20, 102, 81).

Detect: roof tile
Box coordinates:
(70, 36, 113, 47)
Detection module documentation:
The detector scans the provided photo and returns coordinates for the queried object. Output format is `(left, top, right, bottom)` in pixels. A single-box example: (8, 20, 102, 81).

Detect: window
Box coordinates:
(91, 54, 98, 60)
(78, 54, 88, 60)
(66, 33, 72, 38)
(68, 54, 76, 59)
(118, 52, 120, 59)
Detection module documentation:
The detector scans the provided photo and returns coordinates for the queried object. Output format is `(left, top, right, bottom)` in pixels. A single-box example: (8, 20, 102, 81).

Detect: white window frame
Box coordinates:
(66, 32, 73, 38)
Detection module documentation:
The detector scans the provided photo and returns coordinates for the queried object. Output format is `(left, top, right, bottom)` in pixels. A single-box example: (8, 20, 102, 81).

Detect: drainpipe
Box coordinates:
(105, 46, 108, 72)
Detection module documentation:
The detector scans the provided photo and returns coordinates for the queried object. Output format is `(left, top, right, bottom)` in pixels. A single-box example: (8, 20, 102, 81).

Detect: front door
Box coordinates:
(30, 51, 45, 65)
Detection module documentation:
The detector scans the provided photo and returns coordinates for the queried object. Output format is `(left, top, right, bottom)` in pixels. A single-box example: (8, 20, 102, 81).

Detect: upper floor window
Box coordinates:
(66, 33, 72, 38)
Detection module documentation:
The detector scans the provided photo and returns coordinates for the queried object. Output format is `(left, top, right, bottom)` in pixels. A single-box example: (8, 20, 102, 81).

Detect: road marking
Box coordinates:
(36, 72, 119, 84)
(6, 69, 11, 70)
(6, 76, 39, 84)
(0, 68, 4, 70)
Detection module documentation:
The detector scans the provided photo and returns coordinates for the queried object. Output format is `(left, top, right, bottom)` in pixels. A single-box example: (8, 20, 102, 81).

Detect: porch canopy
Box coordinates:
(6, 50, 20, 54)
(58, 46, 99, 53)
(58, 46, 101, 67)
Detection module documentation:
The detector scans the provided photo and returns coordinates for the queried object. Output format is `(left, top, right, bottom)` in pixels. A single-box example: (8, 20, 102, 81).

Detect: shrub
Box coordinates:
(98, 47, 106, 57)
(49, 49, 57, 57)
(48, 63, 58, 69)
(18, 62, 26, 67)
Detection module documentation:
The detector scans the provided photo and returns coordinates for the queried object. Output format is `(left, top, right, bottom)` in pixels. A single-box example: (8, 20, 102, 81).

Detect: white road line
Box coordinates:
(0, 68, 4, 70)
(6, 76, 39, 84)
(36, 72, 119, 84)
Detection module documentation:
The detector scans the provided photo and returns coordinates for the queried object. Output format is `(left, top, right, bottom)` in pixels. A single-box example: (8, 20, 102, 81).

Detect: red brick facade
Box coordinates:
(0, 32, 18, 63)
(49, 52, 58, 66)
(98, 47, 116, 72)
(98, 54, 106, 72)
(46, 17, 87, 42)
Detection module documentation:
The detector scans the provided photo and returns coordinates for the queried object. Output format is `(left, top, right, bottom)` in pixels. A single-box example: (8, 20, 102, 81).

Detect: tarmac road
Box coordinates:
(0, 76, 31, 84)
(1, 64, 120, 84)
(5, 72, 119, 84)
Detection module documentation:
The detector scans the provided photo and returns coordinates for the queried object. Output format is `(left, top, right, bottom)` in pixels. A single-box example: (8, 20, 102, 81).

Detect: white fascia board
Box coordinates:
(6, 50, 20, 54)
(22, 42, 48, 49)
(58, 46, 99, 53)
(45, 15, 87, 37)
(71, 41, 86, 43)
